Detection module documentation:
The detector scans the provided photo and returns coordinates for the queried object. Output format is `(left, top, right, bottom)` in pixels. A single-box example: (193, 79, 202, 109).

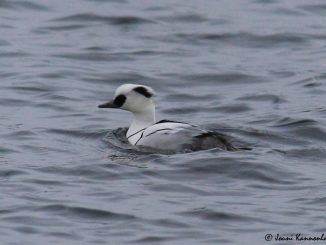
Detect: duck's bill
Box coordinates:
(98, 101, 118, 108)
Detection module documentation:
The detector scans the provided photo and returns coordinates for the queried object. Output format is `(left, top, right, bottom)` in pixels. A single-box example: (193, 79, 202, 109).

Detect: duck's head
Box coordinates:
(98, 84, 155, 113)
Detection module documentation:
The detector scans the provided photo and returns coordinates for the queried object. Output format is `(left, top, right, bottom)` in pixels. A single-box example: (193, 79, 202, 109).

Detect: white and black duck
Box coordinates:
(98, 84, 237, 152)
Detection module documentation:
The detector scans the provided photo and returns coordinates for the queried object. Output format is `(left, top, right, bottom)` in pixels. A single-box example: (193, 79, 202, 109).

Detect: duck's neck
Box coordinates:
(127, 103, 155, 137)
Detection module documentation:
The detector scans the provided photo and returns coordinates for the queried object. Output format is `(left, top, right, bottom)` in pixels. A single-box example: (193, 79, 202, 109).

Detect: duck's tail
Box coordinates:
(192, 131, 252, 151)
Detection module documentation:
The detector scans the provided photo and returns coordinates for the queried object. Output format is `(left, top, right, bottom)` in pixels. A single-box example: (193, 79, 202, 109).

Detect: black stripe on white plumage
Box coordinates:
(98, 84, 236, 152)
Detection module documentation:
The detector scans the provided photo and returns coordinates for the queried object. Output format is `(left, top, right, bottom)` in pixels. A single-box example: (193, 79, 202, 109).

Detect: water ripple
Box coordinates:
(180, 72, 268, 85)
(299, 4, 326, 15)
(0, 0, 49, 11)
(53, 13, 155, 25)
(38, 205, 137, 220)
(169, 32, 316, 48)
(178, 208, 258, 222)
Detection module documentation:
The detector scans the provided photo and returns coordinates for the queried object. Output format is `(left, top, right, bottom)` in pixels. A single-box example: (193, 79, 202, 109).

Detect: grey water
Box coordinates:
(1, 0, 326, 244)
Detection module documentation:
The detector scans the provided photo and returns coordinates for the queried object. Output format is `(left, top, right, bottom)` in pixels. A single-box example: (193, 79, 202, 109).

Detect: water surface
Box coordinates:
(1, 0, 326, 244)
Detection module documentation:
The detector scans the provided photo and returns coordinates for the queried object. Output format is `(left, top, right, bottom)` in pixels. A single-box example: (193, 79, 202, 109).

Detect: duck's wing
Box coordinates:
(136, 121, 237, 152)
(135, 122, 207, 151)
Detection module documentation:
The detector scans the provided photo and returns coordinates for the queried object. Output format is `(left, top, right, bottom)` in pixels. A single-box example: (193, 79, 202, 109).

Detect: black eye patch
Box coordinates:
(133, 86, 152, 98)
(113, 94, 126, 107)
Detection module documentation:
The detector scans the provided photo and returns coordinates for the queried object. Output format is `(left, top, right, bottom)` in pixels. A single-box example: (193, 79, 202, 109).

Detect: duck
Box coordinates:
(98, 84, 236, 152)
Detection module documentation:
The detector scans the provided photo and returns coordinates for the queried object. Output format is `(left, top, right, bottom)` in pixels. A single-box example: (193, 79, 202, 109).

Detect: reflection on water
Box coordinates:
(1, 0, 326, 244)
